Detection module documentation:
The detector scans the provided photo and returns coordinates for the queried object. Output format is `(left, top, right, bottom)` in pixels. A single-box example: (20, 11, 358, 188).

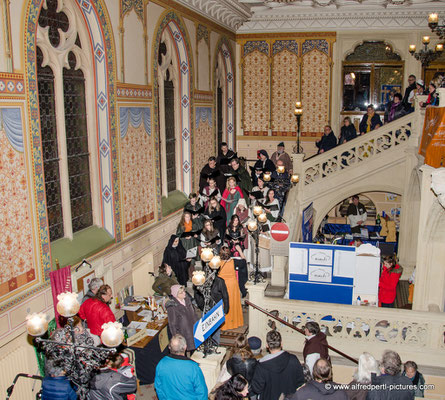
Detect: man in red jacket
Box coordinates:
(78, 284, 115, 340)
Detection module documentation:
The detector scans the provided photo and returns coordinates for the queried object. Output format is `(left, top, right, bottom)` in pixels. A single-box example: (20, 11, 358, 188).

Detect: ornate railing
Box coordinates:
(303, 114, 417, 186)
(247, 283, 445, 368)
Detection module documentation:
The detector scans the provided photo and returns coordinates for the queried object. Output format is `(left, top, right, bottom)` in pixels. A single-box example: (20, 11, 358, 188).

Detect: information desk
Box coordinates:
(122, 300, 170, 385)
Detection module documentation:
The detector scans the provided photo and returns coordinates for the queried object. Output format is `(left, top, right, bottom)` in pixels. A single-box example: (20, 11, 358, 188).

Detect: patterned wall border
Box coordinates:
(23, 0, 120, 294)
(152, 10, 194, 220)
(0, 73, 25, 96)
(214, 36, 235, 150)
(194, 90, 213, 103)
(117, 82, 153, 101)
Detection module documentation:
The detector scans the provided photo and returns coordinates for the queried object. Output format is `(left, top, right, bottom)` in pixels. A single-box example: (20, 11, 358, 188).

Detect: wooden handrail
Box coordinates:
(245, 300, 358, 364)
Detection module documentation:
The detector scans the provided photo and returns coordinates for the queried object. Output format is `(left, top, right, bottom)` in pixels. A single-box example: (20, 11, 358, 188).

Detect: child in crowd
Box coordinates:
(378, 255, 403, 308)
(109, 354, 136, 400)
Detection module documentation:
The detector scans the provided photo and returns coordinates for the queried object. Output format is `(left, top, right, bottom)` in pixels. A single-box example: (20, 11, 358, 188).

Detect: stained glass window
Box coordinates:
(37, 46, 64, 241)
(63, 52, 93, 233)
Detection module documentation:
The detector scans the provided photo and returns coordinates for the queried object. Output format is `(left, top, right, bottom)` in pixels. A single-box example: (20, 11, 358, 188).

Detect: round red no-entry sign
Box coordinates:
(271, 222, 289, 241)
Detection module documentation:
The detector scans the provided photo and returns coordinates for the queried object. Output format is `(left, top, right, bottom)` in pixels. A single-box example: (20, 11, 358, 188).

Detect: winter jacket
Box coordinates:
(250, 351, 305, 400)
(359, 114, 382, 134)
(152, 272, 178, 295)
(345, 380, 367, 400)
(165, 296, 198, 351)
(155, 354, 208, 400)
(403, 371, 425, 398)
(338, 125, 357, 144)
(81, 289, 95, 304)
(303, 332, 330, 361)
(227, 166, 252, 199)
(316, 132, 337, 154)
(78, 298, 115, 336)
(88, 369, 137, 400)
(384, 102, 407, 123)
(199, 164, 226, 193)
(194, 276, 229, 314)
(366, 373, 414, 400)
(289, 380, 348, 399)
(226, 354, 258, 383)
(378, 264, 402, 304)
(41, 376, 77, 400)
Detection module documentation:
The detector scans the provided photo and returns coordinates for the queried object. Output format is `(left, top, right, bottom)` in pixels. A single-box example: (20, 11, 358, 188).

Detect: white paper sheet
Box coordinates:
(288, 247, 308, 275)
(121, 305, 141, 312)
(186, 247, 197, 259)
(308, 266, 332, 282)
(333, 250, 356, 278)
(146, 329, 159, 336)
(127, 321, 147, 330)
(137, 310, 152, 317)
(309, 248, 333, 266)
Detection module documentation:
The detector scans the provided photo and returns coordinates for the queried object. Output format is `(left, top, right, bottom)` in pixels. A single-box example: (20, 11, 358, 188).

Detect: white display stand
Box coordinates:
(191, 347, 227, 392)
(288, 242, 380, 306)
(353, 243, 380, 306)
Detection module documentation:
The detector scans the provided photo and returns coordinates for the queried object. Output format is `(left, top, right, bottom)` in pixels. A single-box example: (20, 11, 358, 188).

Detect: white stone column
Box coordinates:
(246, 282, 268, 345)
(412, 166, 445, 312)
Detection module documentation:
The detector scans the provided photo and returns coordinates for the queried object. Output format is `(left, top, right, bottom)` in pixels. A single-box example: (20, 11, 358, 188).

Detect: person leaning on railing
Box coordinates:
(359, 105, 382, 135)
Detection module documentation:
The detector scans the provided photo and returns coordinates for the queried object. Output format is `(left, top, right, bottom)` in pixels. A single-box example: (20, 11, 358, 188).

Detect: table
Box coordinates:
(122, 300, 171, 385)
(323, 223, 381, 235)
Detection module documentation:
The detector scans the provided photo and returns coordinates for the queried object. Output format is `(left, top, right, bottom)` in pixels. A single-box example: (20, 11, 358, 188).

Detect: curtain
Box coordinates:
(1, 108, 23, 152)
(49, 266, 73, 327)
(120, 107, 151, 138)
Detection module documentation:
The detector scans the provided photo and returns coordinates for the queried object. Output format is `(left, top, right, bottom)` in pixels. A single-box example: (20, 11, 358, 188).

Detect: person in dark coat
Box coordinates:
(384, 93, 407, 123)
(250, 330, 304, 400)
(303, 322, 329, 375)
(338, 117, 357, 145)
(367, 350, 415, 400)
(89, 353, 137, 400)
(359, 105, 382, 135)
(252, 150, 276, 183)
(194, 274, 229, 345)
(288, 358, 348, 400)
(316, 125, 337, 154)
(162, 235, 190, 287)
(41, 359, 77, 400)
(152, 263, 179, 296)
(227, 158, 252, 200)
(199, 156, 226, 193)
(402, 74, 416, 112)
(166, 285, 198, 352)
(226, 334, 258, 384)
(216, 142, 236, 173)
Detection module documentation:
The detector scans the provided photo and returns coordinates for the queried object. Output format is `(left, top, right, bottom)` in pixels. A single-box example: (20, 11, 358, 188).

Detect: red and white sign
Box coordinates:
(271, 223, 289, 241)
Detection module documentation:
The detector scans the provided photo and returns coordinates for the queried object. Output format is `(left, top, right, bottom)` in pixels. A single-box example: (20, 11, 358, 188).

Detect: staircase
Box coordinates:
(270, 106, 425, 287)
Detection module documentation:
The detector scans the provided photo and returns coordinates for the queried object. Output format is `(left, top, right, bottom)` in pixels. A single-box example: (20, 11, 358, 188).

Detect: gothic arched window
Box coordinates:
(37, 0, 98, 241)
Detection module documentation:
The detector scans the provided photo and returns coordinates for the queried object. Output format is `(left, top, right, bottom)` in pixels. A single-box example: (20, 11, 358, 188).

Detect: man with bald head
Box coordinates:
(288, 358, 348, 399)
(154, 334, 207, 400)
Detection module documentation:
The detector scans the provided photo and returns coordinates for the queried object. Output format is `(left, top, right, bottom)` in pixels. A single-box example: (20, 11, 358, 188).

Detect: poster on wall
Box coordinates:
(302, 202, 314, 243)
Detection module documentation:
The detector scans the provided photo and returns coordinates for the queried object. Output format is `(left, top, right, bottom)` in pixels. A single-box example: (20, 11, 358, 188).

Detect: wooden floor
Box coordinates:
(220, 306, 249, 348)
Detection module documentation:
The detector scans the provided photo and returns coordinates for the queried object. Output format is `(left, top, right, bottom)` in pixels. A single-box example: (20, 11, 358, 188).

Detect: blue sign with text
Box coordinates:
(193, 300, 225, 348)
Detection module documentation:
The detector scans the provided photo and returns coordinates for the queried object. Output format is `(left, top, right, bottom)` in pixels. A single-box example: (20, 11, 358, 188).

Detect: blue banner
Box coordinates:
(302, 202, 313, 243)
(193, 300, 225, 348)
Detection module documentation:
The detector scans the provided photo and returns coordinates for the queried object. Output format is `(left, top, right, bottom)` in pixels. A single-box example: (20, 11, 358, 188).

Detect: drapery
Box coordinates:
(120, 107, 151, 138)
(1, 108, 23, 152)
(49, 266, 73, 327)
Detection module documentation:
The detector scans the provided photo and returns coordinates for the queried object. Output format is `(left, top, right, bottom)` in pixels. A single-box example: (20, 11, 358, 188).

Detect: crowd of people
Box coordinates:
(151, 327, 425, 400)
(316, 73, 437, 155)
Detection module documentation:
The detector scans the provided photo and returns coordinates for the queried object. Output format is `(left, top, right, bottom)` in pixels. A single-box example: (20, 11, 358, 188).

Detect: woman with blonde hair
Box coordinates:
(205, 196, 227, 241)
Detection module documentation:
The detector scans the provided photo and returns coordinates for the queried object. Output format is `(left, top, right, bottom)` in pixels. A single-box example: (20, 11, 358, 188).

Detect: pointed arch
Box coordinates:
(24, 0, 120, 276)
(152, 10, 194, 213)
(214, 36, 235, 150)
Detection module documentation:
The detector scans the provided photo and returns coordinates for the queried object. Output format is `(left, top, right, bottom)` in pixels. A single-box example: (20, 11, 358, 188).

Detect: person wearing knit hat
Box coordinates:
(415, 79, 425, 96)
(248, 336, 263, 358)
(165, 284, 198, 352)
(271, 142, 293, 174)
